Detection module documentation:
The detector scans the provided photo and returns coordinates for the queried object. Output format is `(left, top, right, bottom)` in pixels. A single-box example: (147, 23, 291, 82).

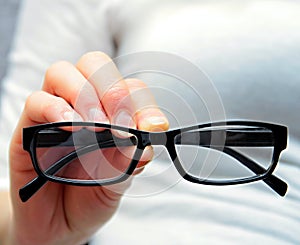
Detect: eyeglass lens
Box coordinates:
(35, 126, 138, 182)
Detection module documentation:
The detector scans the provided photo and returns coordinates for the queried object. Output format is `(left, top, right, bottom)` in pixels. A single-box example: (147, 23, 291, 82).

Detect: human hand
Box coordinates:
(8, 52, 169, 245)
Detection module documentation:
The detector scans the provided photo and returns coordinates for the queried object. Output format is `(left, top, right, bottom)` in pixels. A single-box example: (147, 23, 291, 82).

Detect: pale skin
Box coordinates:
(0, 51, 169, 245)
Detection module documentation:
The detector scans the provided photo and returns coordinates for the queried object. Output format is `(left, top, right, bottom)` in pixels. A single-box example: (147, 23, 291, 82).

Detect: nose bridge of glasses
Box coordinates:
(141, 131, 168, 147)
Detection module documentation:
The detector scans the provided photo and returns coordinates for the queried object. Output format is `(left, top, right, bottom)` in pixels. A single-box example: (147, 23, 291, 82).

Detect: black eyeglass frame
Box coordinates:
(20, 120, 288, 202)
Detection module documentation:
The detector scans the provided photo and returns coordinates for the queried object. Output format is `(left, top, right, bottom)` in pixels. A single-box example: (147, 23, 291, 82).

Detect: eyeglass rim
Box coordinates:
(23, 120, 288, 184)
(20, 120, 288, 202)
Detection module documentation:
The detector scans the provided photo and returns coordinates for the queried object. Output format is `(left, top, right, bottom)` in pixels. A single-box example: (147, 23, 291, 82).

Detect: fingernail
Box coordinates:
(89, 108, 109, 123)
(63, 111, 83, 121)
(115, 110, 136, 129)
(139, 116, 169, 131)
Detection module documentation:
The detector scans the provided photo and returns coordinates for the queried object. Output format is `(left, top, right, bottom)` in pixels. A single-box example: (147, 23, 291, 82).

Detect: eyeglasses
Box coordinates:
(19, 120, 288, 202)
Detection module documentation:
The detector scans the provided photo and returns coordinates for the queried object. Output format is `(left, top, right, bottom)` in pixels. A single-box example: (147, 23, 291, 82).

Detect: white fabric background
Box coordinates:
(0, 0, 299, 244)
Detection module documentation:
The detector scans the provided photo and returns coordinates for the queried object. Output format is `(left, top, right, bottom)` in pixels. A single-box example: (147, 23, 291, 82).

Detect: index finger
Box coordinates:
(76, 52, 136, 129)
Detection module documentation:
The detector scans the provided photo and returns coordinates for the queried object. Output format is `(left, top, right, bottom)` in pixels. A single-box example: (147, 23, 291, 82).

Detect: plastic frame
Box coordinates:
(19, 120, 288, 202)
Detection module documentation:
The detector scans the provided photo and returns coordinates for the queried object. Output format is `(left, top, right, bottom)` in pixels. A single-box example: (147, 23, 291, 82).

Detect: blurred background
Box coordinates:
(0, 0, 20, 81)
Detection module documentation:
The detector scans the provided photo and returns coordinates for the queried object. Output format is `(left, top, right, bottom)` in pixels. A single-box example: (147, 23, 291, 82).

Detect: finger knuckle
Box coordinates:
(44, 60, 73, 83)
(51, 96, 67, 109)
(24, 91, 42, 111)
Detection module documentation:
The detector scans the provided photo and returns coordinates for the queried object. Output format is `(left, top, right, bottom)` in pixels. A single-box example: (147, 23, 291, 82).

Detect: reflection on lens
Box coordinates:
(174, 126, 274, 182)
(35, 126, 138, 182)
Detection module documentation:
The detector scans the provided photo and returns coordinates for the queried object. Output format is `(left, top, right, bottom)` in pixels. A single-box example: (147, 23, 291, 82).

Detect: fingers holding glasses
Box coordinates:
(76, 51, 136, 129)
(14, 51, 171, 203)
(76, 52, 169, 131)
(41, 51, 169, 133)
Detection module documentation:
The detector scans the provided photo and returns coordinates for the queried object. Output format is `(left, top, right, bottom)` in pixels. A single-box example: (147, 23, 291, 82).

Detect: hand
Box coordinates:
(8, 52, 169, 245)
